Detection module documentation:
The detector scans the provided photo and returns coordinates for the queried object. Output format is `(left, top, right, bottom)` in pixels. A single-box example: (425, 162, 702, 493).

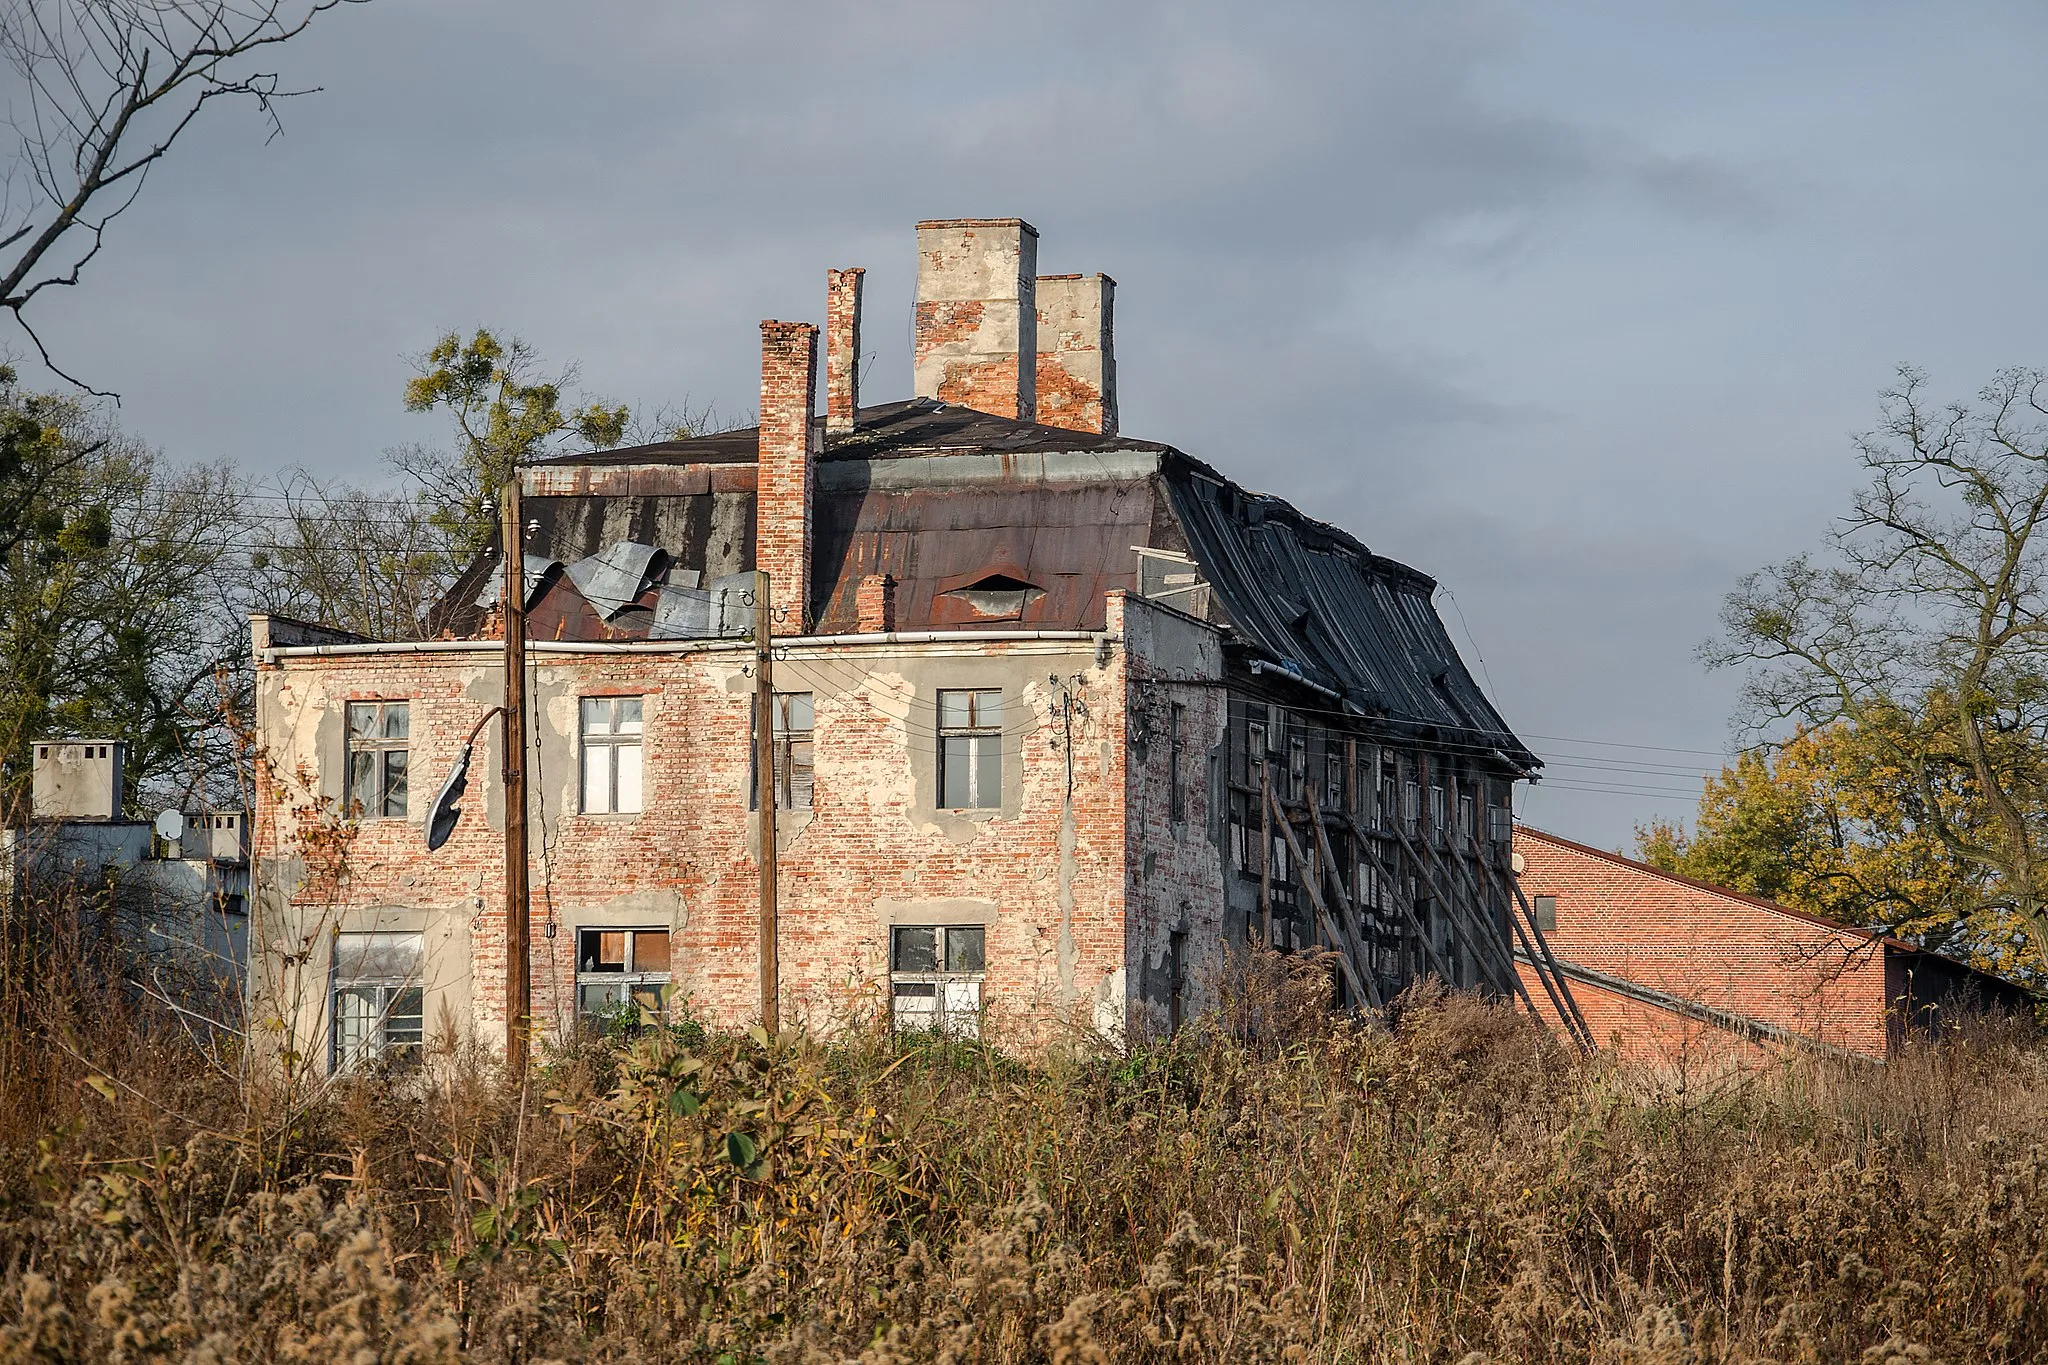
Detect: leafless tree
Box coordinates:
(0, 0, 365, 390)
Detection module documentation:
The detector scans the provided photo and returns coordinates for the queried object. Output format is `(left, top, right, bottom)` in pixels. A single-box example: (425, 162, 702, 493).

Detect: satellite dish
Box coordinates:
(154, 809, 185, 843)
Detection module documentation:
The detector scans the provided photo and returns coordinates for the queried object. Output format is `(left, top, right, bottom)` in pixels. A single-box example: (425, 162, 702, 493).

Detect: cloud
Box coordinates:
(10, 0, 2047, 846)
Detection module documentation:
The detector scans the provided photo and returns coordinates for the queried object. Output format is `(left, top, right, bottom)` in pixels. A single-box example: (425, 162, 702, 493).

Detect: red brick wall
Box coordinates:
(757, 321, 818, 630)
(1516, 963, 1776, 1069)
(254, 630, 1140, 1065)
(1515, 827, 1891, 1059)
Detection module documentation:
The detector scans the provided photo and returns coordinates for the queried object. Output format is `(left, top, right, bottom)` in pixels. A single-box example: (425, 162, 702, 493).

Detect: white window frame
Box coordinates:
(580, 696, 644, 814)
(937, 689, 1002, 810)
(890, 924, 986, 1038)
(346, 700, 410, 820)
(330, 931, 424, 1072)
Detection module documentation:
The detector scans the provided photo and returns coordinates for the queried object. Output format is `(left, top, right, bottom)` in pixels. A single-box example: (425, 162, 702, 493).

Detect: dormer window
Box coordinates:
(941, 574, 1044, 619)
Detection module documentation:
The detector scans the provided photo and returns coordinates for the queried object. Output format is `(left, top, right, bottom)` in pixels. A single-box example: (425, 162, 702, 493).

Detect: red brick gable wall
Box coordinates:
(1514, 827, 1891, 1059)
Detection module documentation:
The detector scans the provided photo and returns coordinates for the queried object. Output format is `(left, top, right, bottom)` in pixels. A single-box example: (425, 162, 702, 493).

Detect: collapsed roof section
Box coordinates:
(429, 397, 1537, 774)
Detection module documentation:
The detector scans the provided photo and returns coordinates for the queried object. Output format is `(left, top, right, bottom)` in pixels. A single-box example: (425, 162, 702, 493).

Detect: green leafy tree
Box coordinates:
(1636, 719, 2020, 975)
(396, 330, 628, 565)
(1708, 366, 2048, 976)
(0, 370, 248, 817)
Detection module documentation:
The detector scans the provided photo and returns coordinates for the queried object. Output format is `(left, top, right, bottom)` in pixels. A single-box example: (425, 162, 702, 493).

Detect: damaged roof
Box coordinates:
(436, 398, 1536, 772)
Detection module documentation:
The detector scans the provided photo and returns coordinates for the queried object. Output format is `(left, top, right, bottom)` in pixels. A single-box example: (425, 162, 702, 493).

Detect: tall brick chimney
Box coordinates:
(1035, 273, 1117, 436)
(913, 218, 1038, 421)
(757, 320, 819, 630)
(825, 267, 863, 433)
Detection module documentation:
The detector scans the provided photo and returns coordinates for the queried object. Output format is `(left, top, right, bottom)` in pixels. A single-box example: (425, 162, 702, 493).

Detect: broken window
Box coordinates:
(1488, 799, 1513, 844)
(1402, 777, 1421, 836)
(938, 689, 1001, 810)
(346, 701, 409, 819)
(1457, 792, 1475, 844)
(331, 931, 423, 1071)
(580, 696, 644, 814)
(1428, 783, 1447, 841)
(576, 927, 672, 1023)
(1288, 735, 1307, 802)
(890, 924, 985, 1037)
(1168, 703, 1187, 824)
(751, 692, 814, 811)
(1323, 748, 1344, 811)
(1230, 790, 1261, 877)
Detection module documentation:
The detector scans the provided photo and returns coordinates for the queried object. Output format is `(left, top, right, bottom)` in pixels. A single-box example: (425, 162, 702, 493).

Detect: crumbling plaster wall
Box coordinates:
(1118, 595, 1228, 1042)
(252, 624, 1135, 1067)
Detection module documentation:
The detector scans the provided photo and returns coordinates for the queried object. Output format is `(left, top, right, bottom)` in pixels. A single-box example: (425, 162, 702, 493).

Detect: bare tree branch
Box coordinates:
(0, 0, 370, 389)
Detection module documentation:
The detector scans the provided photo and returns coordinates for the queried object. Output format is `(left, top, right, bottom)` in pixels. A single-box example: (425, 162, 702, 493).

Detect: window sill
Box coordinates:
(939, 807, 1003, 820)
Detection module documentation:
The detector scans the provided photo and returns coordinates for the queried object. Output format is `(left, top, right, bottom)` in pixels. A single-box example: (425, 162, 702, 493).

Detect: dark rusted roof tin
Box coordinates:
(434, 401, 1537, 772)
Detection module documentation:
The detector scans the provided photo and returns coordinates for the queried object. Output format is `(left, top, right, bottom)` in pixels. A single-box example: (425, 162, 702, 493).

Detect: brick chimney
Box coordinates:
(825, 267, 864, 433)
(855, 573, 896, 633)
(913, 218, 1038, 421)
(757, 320, 819, 630)
(1035, 273, 1117, 436)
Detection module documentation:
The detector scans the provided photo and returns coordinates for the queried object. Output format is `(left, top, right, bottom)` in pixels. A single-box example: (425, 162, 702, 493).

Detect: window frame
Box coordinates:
(750, 691, 815, 811)
(936, 688, 1003, 811)
(345, 700, 410, 820)
(889, 924, 987, 1038)
(1531, 895, 1558, 935)
(329, 930, 424, 1072)
(579, 695, 645, 815)
(573, 926, 673, 1025)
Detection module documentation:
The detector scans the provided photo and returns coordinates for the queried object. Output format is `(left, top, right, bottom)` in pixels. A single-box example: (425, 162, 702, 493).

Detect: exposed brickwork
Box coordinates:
(1035, 273, 1117, 436)
(1515, 826, 1892, 1059)
(825, 268, 864, 433)
(913, 219, 1037, 421)
(1516, 963, 1776, 1069)
(854, 574, 895, 633)
(757, 321, 818, 630)
(250, 595, 1238, 1066)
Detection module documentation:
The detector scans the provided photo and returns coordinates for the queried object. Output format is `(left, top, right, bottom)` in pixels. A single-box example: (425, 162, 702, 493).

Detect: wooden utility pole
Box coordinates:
(502, 470, 531, 1073)
(754, 570, 779, 1034)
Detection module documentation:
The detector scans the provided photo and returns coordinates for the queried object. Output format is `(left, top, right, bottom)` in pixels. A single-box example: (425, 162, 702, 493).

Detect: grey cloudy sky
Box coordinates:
(12, 0, 2048, 849)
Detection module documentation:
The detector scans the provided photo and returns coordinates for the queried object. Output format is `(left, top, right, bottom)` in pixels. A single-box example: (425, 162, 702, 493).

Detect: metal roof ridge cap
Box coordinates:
(817, 450, 1161, 490)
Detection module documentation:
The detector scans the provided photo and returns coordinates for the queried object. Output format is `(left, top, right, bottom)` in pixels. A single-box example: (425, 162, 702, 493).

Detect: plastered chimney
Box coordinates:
(825, 267, 864, 433)
(757, 320, 819, 630)
(913, 218, 1038, 421)
(1035, 273, 1117, 436)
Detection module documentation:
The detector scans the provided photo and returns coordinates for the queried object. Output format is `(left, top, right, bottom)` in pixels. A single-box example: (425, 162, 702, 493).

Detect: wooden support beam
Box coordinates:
(1298, 804, 1384, 1010)
(1464, 839, 1594, 1052)
(1390, 819, 1534, 1011)
(1339, 811, 1457, 987)
(1264, 785, 1374, 1010)
(1506, 873, 1596, 1050)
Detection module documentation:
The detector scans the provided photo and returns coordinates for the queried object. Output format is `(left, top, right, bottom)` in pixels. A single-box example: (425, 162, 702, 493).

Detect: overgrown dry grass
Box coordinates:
(0, 920, 2044, 1363)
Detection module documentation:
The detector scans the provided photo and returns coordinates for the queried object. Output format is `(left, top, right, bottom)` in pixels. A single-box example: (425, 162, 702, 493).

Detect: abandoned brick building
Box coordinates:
(252, 218, 1564, 1071)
